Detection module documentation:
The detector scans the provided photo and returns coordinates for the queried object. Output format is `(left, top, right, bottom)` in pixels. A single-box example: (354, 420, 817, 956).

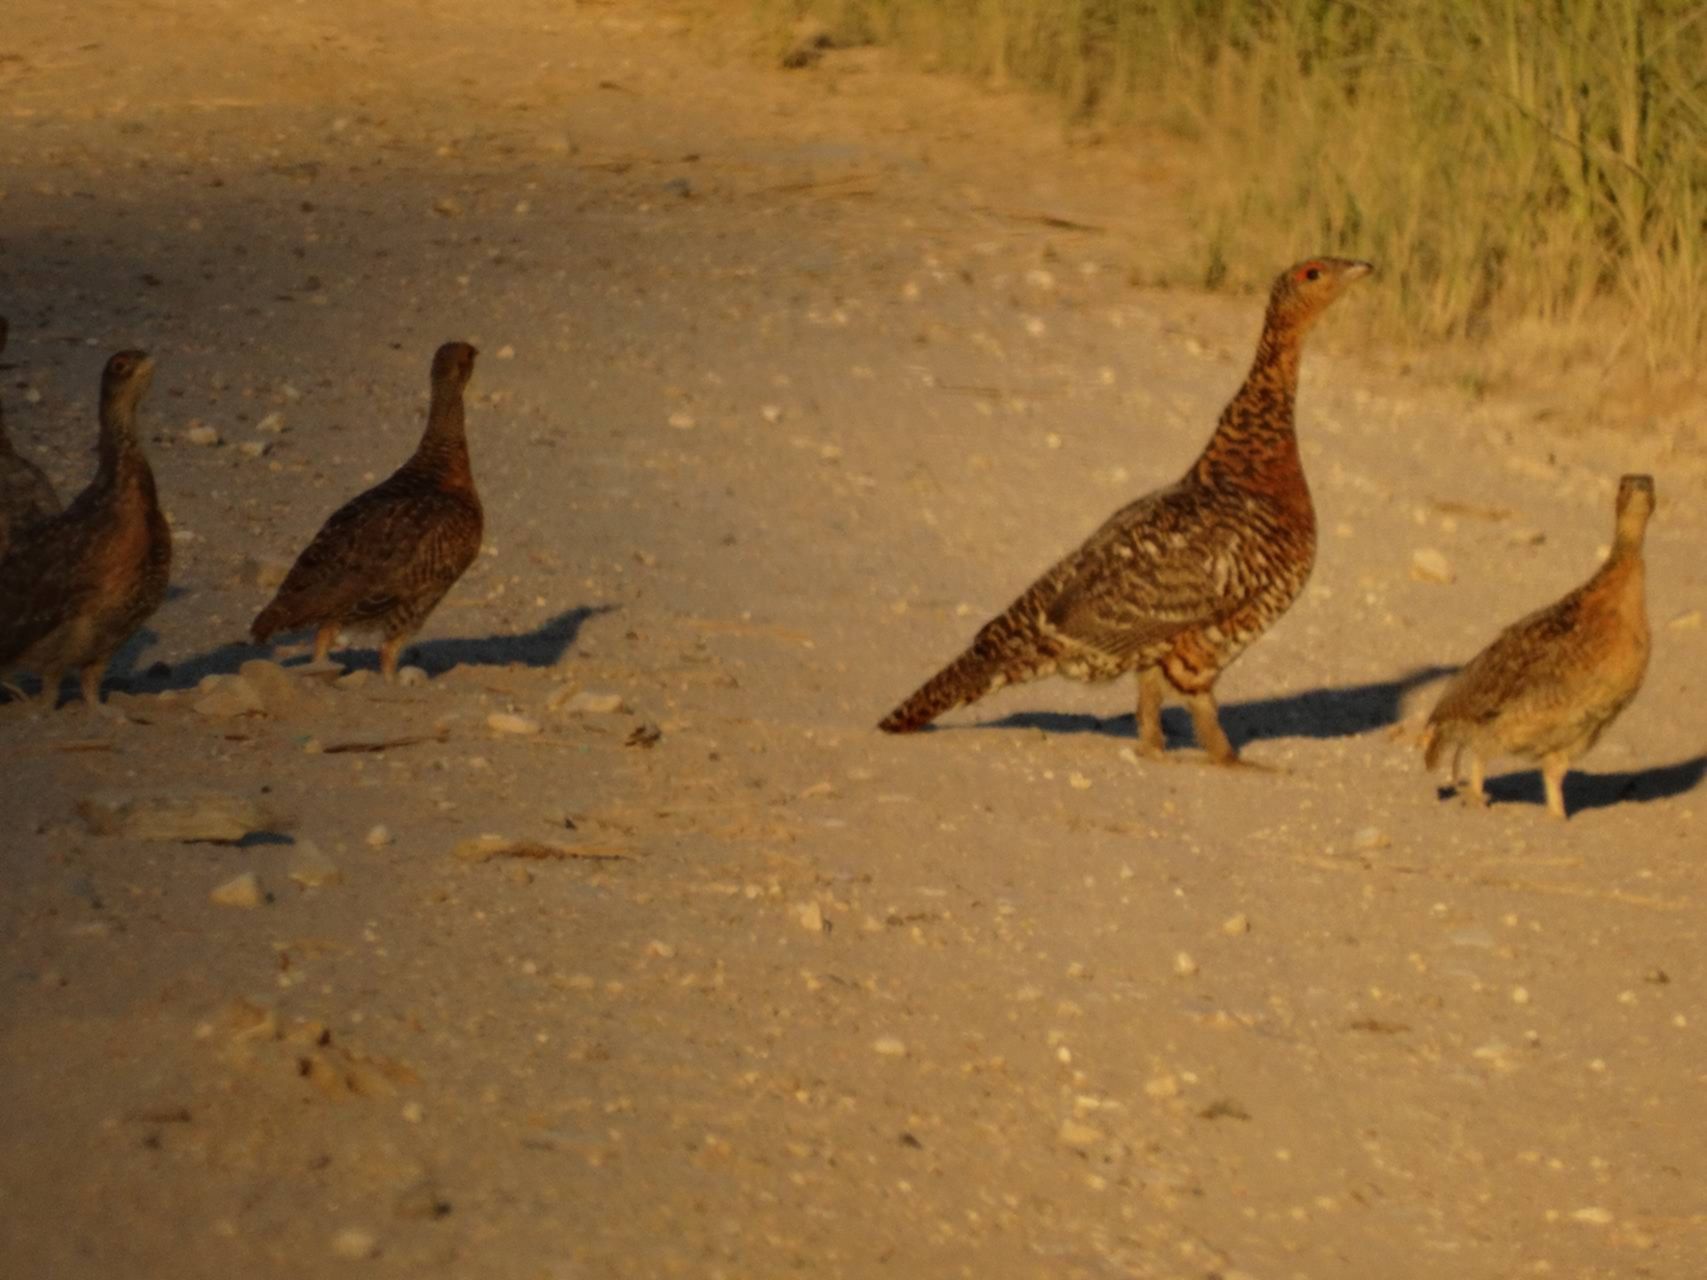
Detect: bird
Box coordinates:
(250, 341, 484, 680)
(0, 349, 172, 707)
(1421, 474, 1655, 820)
(878, 256, 1372, 762)
(0, 317, 63, 560)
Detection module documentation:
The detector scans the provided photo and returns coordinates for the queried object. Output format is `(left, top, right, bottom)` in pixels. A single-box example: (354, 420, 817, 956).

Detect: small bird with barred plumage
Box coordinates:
(879, 257, 1372, 762)
(0, 349, 171, 707)
(250, 341, 484, 680)
(1422, 475, 1655, 819)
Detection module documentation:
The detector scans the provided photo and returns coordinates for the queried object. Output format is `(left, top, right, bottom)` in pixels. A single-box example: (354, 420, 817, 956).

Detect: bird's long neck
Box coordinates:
(1193, 310, 1307, 488)
(95, 388, 147, 486)
(411, 379, 474, 489)
(1602, 509, 1649, 615)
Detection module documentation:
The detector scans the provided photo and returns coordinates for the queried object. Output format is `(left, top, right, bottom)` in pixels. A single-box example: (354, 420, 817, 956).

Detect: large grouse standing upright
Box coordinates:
(0, 317, 63, 560)
(1422, 474, 1654, 819)
(251, 342, 483, 679)
(879, 257, 1372, 762)
(0, 350, 171, 707)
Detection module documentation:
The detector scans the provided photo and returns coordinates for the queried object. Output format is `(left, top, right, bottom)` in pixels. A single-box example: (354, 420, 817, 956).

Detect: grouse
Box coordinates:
(0, 350, 171, 707)
(250, 342, 484, 679)
(879, 257, 1372, 762)
(1422, 475, 1654, 819)
(0, 317, 63, 560)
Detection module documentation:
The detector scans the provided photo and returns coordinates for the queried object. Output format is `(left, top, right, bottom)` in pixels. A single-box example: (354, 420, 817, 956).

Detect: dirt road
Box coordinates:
(2, 3, 1703, 1276)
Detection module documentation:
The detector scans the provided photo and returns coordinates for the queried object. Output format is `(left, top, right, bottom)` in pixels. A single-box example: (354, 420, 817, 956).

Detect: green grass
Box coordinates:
(763, 0, 1707, 386)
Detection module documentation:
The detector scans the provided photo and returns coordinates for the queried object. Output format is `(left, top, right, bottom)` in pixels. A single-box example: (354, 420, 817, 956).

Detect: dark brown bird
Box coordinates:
(1422, 475, 1654, 819)
(250, 342, 483, 679)
(0, 350, 171, 707)
(0, 317, 63, 560)
(879, 257, 1373, 761)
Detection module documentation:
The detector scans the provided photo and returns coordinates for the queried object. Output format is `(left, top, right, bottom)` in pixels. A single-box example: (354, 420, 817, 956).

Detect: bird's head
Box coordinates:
(1615, 473, 1656, 535)
(431, 341, 479, 389)
(101, 349, 156, 407)
(1267, 257, 1373, 334)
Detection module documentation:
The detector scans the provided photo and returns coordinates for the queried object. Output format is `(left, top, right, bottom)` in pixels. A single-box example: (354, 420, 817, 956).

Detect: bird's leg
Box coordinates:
(38, 670, 63, 711)
(78, 662, 105, 707)
(1465, 753, 1489, 808)
(1541, 753, 1569, 820)
(378, 637, 403, 681)
(1135, 667, 1166, 757)
(313, 624, 337, 665)
(1186, 690, 1238, 765)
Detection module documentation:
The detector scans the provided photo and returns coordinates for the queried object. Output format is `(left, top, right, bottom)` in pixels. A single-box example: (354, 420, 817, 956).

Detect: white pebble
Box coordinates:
(1174, 951, 1199, 977)
(1222, 913, 1251, 936)
(486, 711, 541, 736)
(185, 423, 221, 446)
(365, 824, 394, 848)
(210, 872, 263, 909)
(872, 1036, 907, 1057)
(1410, 547, 1454, 584)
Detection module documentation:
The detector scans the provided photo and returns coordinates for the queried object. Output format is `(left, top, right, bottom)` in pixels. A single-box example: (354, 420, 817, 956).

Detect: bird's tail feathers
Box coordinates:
(879, 647, 1008, 733)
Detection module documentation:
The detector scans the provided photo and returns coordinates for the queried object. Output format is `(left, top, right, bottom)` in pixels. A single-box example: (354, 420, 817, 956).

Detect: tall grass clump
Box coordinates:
(764, 0, 1707, 380)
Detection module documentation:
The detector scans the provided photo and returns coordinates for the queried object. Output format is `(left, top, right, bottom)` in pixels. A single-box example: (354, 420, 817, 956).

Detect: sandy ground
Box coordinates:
(2, 3, 1705, 1277)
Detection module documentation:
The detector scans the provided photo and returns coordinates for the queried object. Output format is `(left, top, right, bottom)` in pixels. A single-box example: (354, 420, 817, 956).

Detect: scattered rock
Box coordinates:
(872, 1035, 907, 1057)
(192, 674, 265, 719)
(256, 411, 286, 434)
(1057, 1119, 1104, 1148)
(666, 410, 696, 430)
(487, 711, 541, 736)
(396, 665, 429, 687)
(210, 872, 264, 908)
(185, 423, 221, 447)
(79, 791, 287, 843)
(1174, 951, 1199, 977)
(288, 841, 342, 888)
(330, 1227, 380, 1259)
(336, 669, 371, 689)
(1410, 548, 1454, 584)
(551, 689, 625, 715)
(1352, 826, 1390, 852)
(1668, 609, 1702, 632)
(238, 659, 301, 716)
(366, 824, 394, 848)
(1221, 913, 1251, 936)
(797, 901, 826, 933)
(238, 555, 292, 588)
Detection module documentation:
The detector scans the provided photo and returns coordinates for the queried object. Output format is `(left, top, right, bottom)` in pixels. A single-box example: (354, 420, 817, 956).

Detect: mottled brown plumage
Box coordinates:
(879, 257, 1373, 761)
(250, 342, 483, 678)
(1422, 475, 1654, 819)
(0, 317, 63, 560)
(0, 350, 171, 706)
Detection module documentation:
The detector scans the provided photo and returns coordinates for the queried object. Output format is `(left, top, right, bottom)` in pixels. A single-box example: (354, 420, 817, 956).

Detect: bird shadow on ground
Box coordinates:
(965, 664, 1456, 748)
(1476, 753, 1707, 816)
(100, 605, 616, 694)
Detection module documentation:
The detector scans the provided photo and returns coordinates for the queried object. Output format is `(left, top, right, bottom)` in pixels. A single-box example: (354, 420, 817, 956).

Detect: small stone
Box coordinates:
(185, 423, 221, 446)
(1144, 1074, 1180, 1099)
(239, 556, 292, 588)
(1222, 913, 1251, 936)
(256, 411, 286, 433)
(798, 901, 826, 933)
(238, 440, 269, 458)
(193, 675, 265, 719)
(1057, 1119, 1104, 1148)
(79, 791, 285, 842)
(1668, 609, 1702, 631)
(210, 872, 264, 909)
(330, 1227, 380, 1259)
(1410, 548, 1454, 584)
(1174, 951, 1199, 977)
(335, 669, 371, 689)
(495, 344, 516, 360)
(666, 410, 696, 430)
(1352, 826, 1390, 852)
(396, 665, 429, 687)
(1570, 1207, 1613, 1225)
(287, 841, 342, 888)
(872, 1036, 907, 1057)
(760, 404, 783, 424)
(366, 824, 394, 848)
(645, 940, 676, 958)
(486, 711, 541, 736)
(238, 659, 301, 716)
(552, 689, 625, 715)
(1067, 772, 1092, 790)
(1511, 986, 1531, 1005)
